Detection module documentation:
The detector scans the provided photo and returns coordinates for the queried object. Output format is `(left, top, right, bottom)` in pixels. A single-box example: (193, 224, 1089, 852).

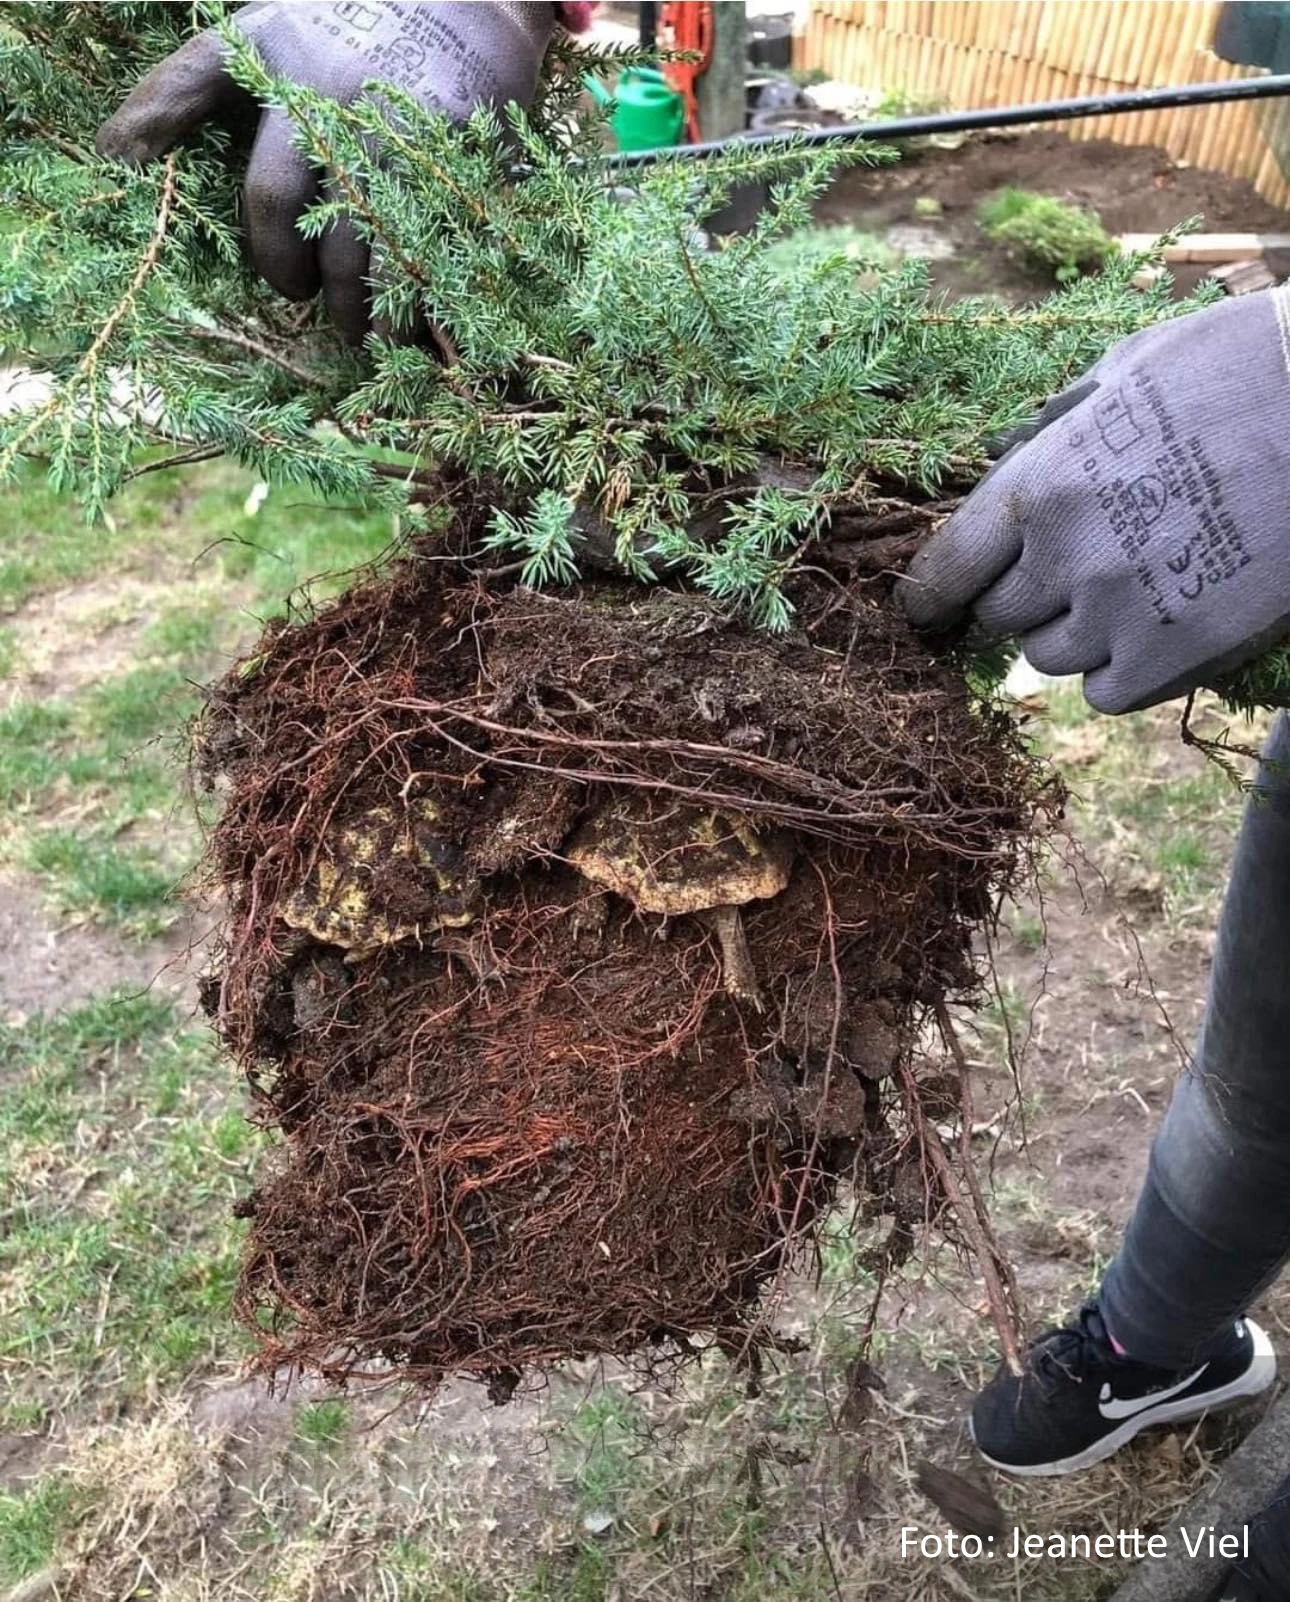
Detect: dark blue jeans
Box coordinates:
(1099, 713, 1290, 1367)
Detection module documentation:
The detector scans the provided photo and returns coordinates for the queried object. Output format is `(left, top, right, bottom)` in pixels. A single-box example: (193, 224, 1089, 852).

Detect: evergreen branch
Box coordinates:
(0, 11, 1209, 654)
(366, 459, 439, 487)
(124, 443, 225, 480)
(674, 227, 725, 330)
(182, 323, 331, 389)
(7, 111, 97, 163)
(0, 151, 179, 481)
(182, 323, 330, 388)
(916, 309, 1162, 328)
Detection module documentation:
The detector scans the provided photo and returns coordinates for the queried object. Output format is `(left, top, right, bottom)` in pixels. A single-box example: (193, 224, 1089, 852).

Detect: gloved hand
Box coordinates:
(96, 3, 556, 343)
(899, 289, 1290, 713)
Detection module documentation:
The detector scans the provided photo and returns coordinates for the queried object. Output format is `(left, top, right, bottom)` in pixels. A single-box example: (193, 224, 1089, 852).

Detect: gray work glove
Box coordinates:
(96, 3, 555, 343)
(899, 289, 1290, 713)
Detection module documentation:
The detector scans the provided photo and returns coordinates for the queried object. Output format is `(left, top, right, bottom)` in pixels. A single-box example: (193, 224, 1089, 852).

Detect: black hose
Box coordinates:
(606, 71, 1290, 168)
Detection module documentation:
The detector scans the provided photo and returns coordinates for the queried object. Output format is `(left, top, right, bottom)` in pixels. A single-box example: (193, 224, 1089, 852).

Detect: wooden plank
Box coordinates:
(917, 31, 934, 96)
(893, 26, 909, 93)
(984, 46, 1005, 104)
(1076, 1, 1110, 79)
(836, 14, 854, 82)
(922, 32, 940, 102)
(957, 42, 977, 105)
(1138, 2, 1171, 115)
(970, 42, 991, 104)
(839, 14, 858, 83)
(972, 0, 997, 55)
(1211, 88, 1249, 174)
(1259, 96, 1290, 186)
(989, 43, 1012, 104)
(815, 12, 833, 79)
(834, 16, 851, 86)
(1182, 101, 1213, 167)
(1253, 143, 1283, 201)
(1123, 0, 1159, 86)
(1058, 0, 1091, 79)
(1020, 0, 1046, 66)
(1069, 71, 1096, 140)
(794, 9, 814, 72)
(1206, 93, 1242, 180)
(868, 19, 885, 87)
(1194, 103, 1225, 174)
(1236, 102, 1267, 183)
(1106, 82, 1133, 149)
(948, 36, 970, 106)
(1161, 99, 1186, 163)
(1116, 232, 1290, 262)
(1163, 0, 1201, 88)
(1159, 104, 1187, 167)
(1096, 1, 1129, 82)
(960, 38, 982, 106)
(1208, 258, 1277, 295)
(1048, 0, 1078, 77)
(1019, 45, 1043, 108)
(892, 25, 907, 93)
(997, 0, 1021, 58)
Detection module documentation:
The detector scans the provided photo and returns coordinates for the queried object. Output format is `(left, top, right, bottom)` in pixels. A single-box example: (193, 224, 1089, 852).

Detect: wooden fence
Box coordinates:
(795, 2, 1290, 209)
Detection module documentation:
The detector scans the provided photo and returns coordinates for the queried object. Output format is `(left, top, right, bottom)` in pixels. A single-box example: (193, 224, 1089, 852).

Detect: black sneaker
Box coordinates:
(1209, 1473, 1290, 1600)
(971, 1301, 1275, 1477)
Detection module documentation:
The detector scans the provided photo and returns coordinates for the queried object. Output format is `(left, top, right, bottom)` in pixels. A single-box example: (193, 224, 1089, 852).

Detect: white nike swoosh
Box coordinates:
(1098, 1365, 1209, 1421)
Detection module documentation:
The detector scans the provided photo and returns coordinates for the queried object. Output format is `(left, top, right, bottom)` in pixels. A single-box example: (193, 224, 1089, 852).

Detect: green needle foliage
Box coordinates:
(5, 1, 1283, 704)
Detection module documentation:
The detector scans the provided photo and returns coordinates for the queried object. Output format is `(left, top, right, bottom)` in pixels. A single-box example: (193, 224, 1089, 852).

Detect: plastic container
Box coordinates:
(585, 67, 685, 153)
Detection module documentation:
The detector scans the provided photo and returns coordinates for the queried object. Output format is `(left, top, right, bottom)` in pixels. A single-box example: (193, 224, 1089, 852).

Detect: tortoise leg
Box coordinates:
(704, 904, 763, 1010)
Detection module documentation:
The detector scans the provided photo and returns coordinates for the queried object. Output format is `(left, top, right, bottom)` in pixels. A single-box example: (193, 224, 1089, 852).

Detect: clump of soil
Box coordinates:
(198, 517, 1047, 1394)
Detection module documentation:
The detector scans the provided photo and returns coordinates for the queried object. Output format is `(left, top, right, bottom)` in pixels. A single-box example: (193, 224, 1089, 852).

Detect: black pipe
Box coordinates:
(606, 71, 1290, 167)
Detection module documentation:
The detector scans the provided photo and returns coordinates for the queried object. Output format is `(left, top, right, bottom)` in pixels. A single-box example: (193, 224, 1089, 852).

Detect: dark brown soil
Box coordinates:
(817, 128, 1290, 302)
(198, 532, 1046, 1394)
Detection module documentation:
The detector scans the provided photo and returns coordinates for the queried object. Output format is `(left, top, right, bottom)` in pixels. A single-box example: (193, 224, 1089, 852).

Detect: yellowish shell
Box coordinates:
(283, 799, 477, 960)
(566, 798, 791, 914)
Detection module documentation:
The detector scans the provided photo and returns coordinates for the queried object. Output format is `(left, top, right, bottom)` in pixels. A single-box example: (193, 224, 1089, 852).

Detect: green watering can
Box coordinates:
(585, 66, 685, 153)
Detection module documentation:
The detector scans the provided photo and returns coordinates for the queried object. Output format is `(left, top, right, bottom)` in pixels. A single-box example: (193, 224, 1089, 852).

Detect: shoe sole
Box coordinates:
(971, 1319, 1277, 1478)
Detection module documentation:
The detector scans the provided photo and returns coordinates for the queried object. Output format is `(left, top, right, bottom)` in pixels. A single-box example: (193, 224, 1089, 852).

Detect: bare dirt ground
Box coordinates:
(817, 126, 1290, 301)
(0, 871, 194, 1019)
(4, 132, 1290, 1602)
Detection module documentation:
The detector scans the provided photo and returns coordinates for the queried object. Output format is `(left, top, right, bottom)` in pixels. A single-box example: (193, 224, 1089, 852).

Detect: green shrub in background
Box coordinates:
(871, 87, 948, 119)
(978, 187, 1115, 283)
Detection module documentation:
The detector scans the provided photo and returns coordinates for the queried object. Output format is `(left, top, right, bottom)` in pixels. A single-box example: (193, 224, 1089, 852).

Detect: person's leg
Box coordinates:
(971, 714, 1290, 1478)
(1100, 710, 1290, 1366)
